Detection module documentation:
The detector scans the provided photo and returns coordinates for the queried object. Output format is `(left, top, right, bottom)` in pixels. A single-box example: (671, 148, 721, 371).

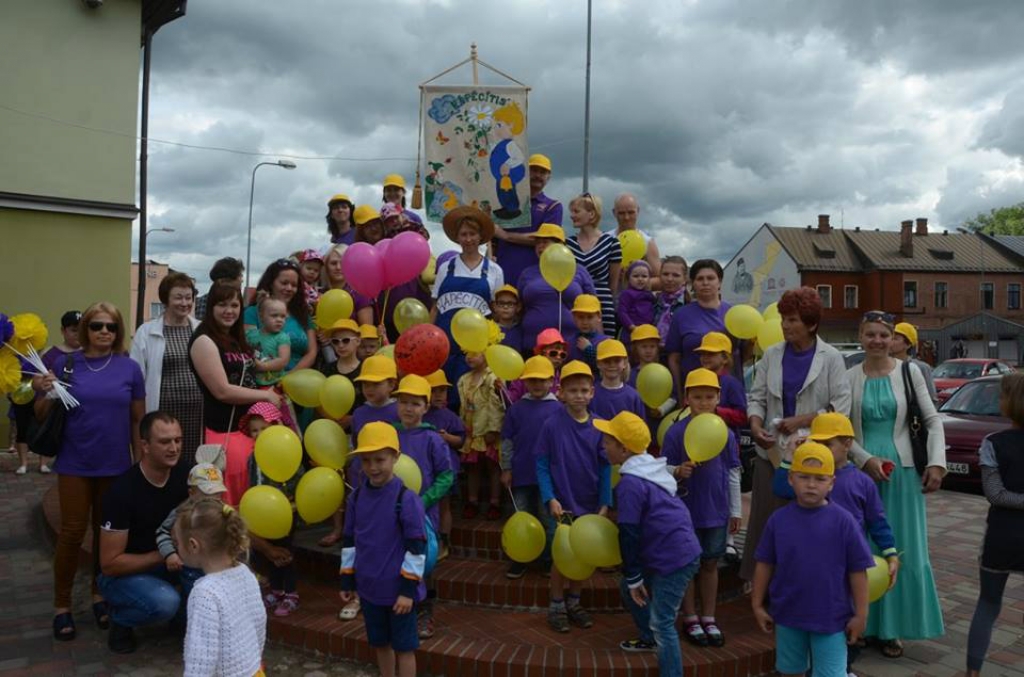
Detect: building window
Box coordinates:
(903, 281, 917, 308)
(844, 285, 858, 309)
(816, 285, 832, 309)
(1008, 283, 1021, 310)
(934, 282, 948, 309)
(150, 302, 164, 318)
(981, 282, 994, 310)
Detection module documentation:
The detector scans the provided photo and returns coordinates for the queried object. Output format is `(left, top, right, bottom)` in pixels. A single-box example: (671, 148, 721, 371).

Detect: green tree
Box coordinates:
(963, 202, 1024, 235)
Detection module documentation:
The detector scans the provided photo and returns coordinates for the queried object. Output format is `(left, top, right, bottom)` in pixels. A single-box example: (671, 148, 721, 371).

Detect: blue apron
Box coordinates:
(435, 256, 492, 409)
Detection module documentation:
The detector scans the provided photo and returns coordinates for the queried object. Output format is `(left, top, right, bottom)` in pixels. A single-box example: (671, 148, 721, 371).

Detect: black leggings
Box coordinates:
(966, 568, 1010, 671)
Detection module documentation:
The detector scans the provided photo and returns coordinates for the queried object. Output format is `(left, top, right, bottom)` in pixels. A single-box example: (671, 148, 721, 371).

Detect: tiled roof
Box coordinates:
(767, 225, 864, 272)
(842, 230, 1019, 272)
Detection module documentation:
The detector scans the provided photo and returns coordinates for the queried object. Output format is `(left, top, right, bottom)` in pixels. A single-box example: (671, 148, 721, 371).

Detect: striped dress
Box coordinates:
(567, 232, 622, 336)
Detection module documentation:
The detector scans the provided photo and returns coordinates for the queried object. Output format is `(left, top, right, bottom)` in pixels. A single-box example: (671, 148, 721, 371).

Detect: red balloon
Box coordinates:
(394, 324, 450, 376)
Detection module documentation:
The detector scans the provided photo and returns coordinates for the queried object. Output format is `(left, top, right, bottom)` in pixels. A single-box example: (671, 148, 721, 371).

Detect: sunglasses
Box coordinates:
(862, 310, 895, 326)
(331, 337, 357, 346)
(543, 348, 567, 359)
(88, 322, 118, 333)
(275, 258, 300, 270)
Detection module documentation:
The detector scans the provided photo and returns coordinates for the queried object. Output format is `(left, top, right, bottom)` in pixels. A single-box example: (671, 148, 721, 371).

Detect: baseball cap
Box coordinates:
(808, 412, 855, 441)
(630, 324, 660, 343)
(571, 294, 601, 315)
(393, 374, 431, 400)
(790, 442, 835, 477)
(694, 332, 733, 354)
(559, 360, 593, 382)
(684, 368, 720, 391)
(188, 463, 228, 495)
(352, 421, 401, 455)
(60, 311, 82, 329)
(894, 322, 918, 347)
(425, 370, 452, 388)
(593, 412, 651, 453)
(596, 339, 628, 361)
(354, 355, 397, 382)
(520, 355, 555, 380)
(528, 154, 552, 171)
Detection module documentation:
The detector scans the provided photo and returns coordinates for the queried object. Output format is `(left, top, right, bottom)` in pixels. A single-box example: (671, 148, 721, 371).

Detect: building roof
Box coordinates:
(766, 225, 864, 272)
(843, 229, 1019, 272)
(988, 235, 1024, 262)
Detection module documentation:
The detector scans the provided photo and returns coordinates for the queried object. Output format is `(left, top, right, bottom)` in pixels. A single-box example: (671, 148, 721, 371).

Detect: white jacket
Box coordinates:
(130, 315, 200, 412)
(847, 360, 946, 470)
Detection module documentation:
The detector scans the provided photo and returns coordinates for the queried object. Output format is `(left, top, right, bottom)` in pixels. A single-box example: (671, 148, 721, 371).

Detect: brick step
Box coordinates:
(269, 579, 775, 677)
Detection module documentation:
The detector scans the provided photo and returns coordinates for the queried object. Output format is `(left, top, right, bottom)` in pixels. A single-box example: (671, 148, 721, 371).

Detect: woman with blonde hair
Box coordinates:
(566, 193, 622, 336)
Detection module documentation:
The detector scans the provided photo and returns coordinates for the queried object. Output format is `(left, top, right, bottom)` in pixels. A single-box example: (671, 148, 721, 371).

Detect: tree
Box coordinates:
(963, 202, 1024, 235)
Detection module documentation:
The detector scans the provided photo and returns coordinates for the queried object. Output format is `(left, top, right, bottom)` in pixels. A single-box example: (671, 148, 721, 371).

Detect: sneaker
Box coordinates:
(566, 603, 594, 629)
(417, 610, 435, 639)
(723, 543, 740, 564)
(485, 504, 502, 520)
(273, 593, 299, 617)
(506, 562, 527, 580)
(462, 502, 479, 519)
(547, 606, 570, 633)
(108, 622, 137, 654)
(702, 621, 725, 647)
(619, 638, 657, 653)
(14, 466, 26, 475)
(682, 621, 709, 647)
(39, 464, 51, 474)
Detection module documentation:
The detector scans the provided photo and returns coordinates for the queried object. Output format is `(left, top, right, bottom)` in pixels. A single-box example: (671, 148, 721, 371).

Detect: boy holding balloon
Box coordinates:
(661, 368, 741, 648)
(594, 411, 701, 676)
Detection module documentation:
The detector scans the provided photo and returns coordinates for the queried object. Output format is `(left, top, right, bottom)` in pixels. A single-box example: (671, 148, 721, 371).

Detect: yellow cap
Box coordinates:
(528, 154, 552, 171)
(790, 442, 835, 476)
(894, 322, 918, 347)
(328, 193, 351, 205)
(383, 174, 406, 190)
(494, 284, 519, 300)
(354, 355, 397, 382)
(425, 370, 452, 388)
(529, 223, 566, 242)
(808, 412, 855, 441)
(352, 421, 401, 455)
(694, 331, 733, 354)
(394, 374, 431, 400)
(593, 411, 651, 454)
(359, 324, 380, 340)
(630, 324, 660, 343)
(684, 367, 720, 391)
(559, 360, 593, 382)
(327, 319, 360, 335)
(353, 205, 381, 226)
(520, 355, 555, 380)
(596, 339, 628, 361)
(571, 294, 601, 315)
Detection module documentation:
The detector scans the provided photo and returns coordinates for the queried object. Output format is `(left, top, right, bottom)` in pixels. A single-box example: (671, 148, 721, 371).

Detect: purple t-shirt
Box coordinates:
(496, 192, 563, 288)
(537, 407, 608, 515)
(501, 395, 562, 487)
(424, 406, 466, 475)
(615, 474, 702, 576)
(343, 476, 427, 605)
(570, 331, 608, 366)
(351, 400, 398, 442)
(781, 343, 816, 418)
(53, 353, 145, 477)
(661, 415, 741, 528)
(831, 464, 887, 532)
(331, 228, 357, 246)
(396, 425, 452, 529)
(499, 322, 524, 356)
(719, 373, 748, 414)
(754, 502, 874, 634)
(617, 288, 656, 331)
(42, 346, 78, 374)
(591, 383, 646, 421)
(664, 301, 734, 390)
(519, 264, 597, 353)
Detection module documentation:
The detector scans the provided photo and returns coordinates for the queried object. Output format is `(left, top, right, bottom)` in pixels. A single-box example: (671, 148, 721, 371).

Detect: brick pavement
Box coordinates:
(0, 447, 1021, 676)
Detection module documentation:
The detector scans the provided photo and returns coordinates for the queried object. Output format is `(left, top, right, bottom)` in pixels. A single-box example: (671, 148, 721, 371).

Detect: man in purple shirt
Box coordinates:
(492, 153, 563, 287)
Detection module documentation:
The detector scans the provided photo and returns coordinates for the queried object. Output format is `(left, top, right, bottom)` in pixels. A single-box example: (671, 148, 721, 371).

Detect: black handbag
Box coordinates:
(29, 355, 74, 459)
(900, 360, 929, 475)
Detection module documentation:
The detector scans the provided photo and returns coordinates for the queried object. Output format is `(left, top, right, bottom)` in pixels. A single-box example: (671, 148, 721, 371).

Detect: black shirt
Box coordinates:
(189, 326, 256, 433)
(101, 463, 189, 555)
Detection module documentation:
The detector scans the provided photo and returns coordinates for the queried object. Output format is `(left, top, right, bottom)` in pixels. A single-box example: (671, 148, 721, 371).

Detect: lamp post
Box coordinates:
(135, 227, 176, 328)
(246, 160, 297, 290)
(957, 227, 987, 356)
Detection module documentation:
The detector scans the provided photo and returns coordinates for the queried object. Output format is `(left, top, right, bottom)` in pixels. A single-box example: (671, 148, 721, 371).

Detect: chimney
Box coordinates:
(915, 217, 928, 236)
(817, 214, 831, 234)
(900, 220, 914, 258)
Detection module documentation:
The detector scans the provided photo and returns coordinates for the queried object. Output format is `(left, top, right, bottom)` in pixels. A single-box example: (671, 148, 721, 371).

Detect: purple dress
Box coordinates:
(518, 264, 596, 352)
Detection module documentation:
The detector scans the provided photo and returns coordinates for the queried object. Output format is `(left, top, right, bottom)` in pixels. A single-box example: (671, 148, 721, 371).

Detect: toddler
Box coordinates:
(458, 351, 506, 520)
(617, 260, 656, 338)
(298, 249, 324, 312)
(247, 296, 292, 387)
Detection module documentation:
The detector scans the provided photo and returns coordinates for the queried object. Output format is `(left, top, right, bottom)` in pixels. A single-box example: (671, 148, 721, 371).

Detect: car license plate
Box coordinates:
(947, 462, 970, 475)
(740, 435, 752, 446)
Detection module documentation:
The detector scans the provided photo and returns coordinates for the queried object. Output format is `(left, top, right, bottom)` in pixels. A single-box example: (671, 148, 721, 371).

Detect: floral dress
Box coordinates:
(457, 369, 505, 464)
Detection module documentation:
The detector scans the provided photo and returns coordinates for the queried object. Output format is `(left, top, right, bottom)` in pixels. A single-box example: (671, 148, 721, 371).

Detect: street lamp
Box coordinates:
(147, 227, 175, 236)
(957, 227, 987, 356)
(246, 160, 297, 290)
(135, 227, 177, 328)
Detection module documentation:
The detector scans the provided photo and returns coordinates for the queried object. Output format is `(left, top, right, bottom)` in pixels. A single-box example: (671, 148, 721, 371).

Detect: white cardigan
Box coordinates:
(129, 315, 200, 412)
(847, 360, 946, 470)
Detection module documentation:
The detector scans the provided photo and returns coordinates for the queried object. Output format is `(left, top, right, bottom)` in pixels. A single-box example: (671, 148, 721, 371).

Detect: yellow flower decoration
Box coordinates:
(9, 313, 48, 354)
(486, 320, 505, 347)
(0, 351, 22, 394)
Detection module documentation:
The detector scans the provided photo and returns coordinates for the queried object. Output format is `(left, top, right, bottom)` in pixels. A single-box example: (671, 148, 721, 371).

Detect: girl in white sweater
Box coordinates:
(176, 497, 266, 677)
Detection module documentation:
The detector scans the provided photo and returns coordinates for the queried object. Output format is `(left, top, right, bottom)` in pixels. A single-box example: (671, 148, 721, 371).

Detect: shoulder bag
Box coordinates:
(900, 360, 928, 475)
(29, 355, 75, 459)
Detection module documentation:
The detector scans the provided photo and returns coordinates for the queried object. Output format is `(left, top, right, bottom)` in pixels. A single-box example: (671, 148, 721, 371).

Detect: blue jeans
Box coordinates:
(98, 565, 192, 628)
(620, 557, 700, 677)
(512, 484, 553, 565)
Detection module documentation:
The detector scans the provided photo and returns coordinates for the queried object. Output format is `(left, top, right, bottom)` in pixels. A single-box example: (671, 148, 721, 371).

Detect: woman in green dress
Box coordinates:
(847, 310, 946, 657)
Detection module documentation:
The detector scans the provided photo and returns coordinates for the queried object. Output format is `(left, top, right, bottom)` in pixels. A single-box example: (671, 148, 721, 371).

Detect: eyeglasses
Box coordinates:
(275, 258, 300, 270)
(494, 301, 518, 308)
(88, 322, 118, 333)
(543, 348, 567, 359)
(862, 310, 895, 326)
(331, 337, 357, 346)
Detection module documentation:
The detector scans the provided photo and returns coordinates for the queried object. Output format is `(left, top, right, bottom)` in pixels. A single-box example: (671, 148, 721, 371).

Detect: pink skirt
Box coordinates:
(204, 428, 255, 506)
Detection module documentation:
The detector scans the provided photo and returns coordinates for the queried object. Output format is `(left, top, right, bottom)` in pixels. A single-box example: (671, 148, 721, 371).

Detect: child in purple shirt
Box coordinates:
(492, 285, 524, 356)
(351, 355, 399, 441)
(341, 422, 427, 677)
(661, 368, 742, 648)
(591, 340, 645, 421)
(423, 369, 465, 559)
(753, 442, 874, 677)
(617, 260, 656, 339)
(595, 411, 701, 676)
(506, 329, 566, 403)
(569, 294, 608, 369)
(535, 361, 612, 634)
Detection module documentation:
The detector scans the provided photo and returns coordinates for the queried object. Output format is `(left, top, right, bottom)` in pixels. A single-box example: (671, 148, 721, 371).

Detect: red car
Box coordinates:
(938, 375, 1011, 490)
(933, 358, 1015, 404)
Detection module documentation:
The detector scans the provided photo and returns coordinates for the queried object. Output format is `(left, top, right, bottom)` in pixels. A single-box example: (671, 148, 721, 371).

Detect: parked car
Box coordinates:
(938, 375, 1011, 490)
(933, 358, 1015, 404)
(839, 350, 866, 369)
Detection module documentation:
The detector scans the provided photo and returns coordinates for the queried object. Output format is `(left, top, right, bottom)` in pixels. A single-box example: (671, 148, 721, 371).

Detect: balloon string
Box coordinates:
(507, 485, 519, 512)
(380, 289, 392, 330)
(558, 290, 563, 337)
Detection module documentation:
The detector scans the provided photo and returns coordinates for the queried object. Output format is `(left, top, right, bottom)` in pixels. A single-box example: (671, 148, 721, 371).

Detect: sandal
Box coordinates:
(52, 612, 76, 641)
(683, 621, 709, 647)
(338, 599, 360, 621)
(880, 639, 903, 658)
(702, 621, 725, 647)
(318, 532, 342, 548)
(92, 601, 110, 630)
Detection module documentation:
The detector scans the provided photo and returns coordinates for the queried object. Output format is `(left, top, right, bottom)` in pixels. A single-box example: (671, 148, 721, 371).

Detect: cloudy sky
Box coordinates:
(140, 0, 1024, 286)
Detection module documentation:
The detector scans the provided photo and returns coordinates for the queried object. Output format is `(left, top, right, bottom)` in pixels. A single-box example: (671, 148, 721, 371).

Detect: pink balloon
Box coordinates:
(385, 232, 431, 287)
(342, 242, 385, 299)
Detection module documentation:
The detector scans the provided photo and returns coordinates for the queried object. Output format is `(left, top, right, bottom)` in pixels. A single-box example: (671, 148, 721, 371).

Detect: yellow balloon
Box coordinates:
(683, 413, 728, 463)
(315, 289, 354, 329)
(618, 230, 646, 265)
(254, 426, 302, 483)
(295, 467, 345, 524)
(485, 344, 524, 381)
(282, 369, 327, 408)
(539, 244, 577, 292)
(657, 407, 690, 447)
(320, 375, 356, 419)
(451, 308, 489, 353)
(763, 302, 780, 321)
(552, 524, 595, 581)
(501, 511, 547, 563)
(611, 464, 621, 488)
(725, 304, 764, 340)
(393, 298, 430, 335)
(420, 255, 437, 286)
(239, 485, 293, 539)
(867, 555, 891, 603)
(304, 418, 349, 470)
(11, 381, 34, 405)
(636, 363, 673, 408)
(568, 514, 621, 567)
(376, 344, 395, 359)
(757, 318, 785, 350)
(394, 454, 423, 493)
